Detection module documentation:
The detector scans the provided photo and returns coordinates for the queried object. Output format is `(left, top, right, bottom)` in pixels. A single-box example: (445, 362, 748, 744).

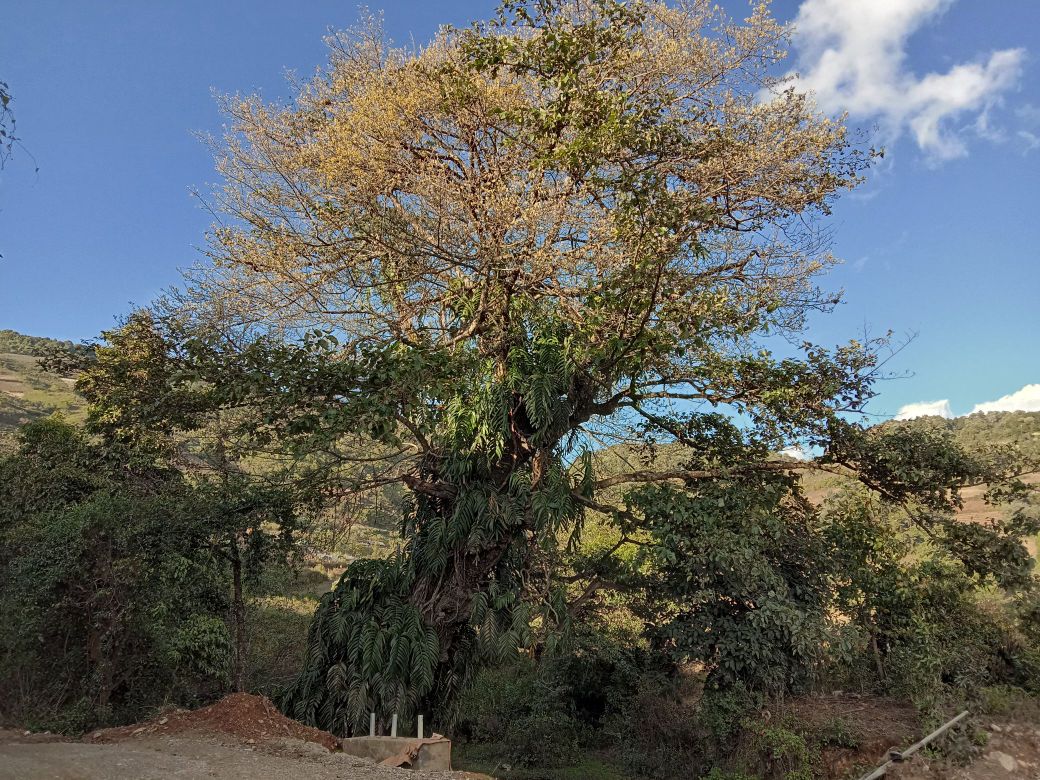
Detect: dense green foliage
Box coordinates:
(631, 476, 833, 693)
(0, 413, 311, 732)
(0, 419, 230, 730)
(1, 5, 1037, 777)
(0, 317, 310, 731)
(450, 472, 1039, 778)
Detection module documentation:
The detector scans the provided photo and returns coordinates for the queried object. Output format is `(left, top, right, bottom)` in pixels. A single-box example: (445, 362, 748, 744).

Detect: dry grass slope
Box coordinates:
(0, 352, 85, 432)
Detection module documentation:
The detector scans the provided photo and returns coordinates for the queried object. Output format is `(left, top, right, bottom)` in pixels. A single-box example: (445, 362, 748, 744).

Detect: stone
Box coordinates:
(986, 750, 1018, 772)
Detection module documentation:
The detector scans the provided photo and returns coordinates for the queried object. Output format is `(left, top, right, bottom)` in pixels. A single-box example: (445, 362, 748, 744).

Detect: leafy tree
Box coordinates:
(819, 486, 1040, 706)
(126, 0, 1033, 734)
(629, 474, 832, 693)
(42, 312, 307, 693)
(0, 329, 91, 359)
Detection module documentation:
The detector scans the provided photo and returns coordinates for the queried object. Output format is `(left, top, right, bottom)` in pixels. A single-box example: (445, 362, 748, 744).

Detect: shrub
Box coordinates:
(0, 420, 231, 731)
(457, 661, 581, 768)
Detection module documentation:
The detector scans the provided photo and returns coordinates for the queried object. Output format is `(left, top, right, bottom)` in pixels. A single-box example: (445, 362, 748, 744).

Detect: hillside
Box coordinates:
(0, 352, 85, 431)
(0, 330, 89, 434)
(588, 412, 1040, 549)
(895, 410, 1040, 463)
(0, 329, 91, 358)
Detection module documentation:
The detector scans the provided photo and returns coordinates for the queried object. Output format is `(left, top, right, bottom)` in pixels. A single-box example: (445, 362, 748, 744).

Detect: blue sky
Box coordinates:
(1, 0, 1037, 420)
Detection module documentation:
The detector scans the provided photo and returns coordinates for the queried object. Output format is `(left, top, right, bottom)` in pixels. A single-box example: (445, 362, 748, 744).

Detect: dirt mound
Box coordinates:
(88, 693, 339, 752)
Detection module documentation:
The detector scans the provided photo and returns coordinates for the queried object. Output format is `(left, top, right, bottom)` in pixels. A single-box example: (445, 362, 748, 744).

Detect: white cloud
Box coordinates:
(788, 0, 1025, 161)
(780, 445, 811, 461)
(971, 384, 1040, 414)
(895, 399, 953, 420)
(893, 384, 1040, 419)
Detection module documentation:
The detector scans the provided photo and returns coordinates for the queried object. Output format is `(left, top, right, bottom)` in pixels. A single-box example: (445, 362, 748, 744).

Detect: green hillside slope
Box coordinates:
(0, 331, 89, 433)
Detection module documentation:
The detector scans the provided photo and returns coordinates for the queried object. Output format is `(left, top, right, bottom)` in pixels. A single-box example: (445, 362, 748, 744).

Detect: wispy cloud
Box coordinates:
(895, 399, 953, 420)
(1015, 104, 1040, 154)
(971, 384, 1040, 414)
(1018, 130, 1040, 153)
(788, 0, 1025, 162)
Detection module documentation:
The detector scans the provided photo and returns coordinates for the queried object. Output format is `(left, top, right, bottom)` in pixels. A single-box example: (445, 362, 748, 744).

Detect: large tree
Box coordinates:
(159, 0, 1002, 732)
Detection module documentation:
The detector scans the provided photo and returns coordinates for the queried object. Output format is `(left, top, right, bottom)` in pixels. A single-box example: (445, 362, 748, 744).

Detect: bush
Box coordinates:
(458, 661, 581, 767)
(604, 682, 705, 779)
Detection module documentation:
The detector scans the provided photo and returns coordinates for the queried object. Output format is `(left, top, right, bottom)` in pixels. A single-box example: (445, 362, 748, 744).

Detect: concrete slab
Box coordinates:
(339, 735, 452, 771)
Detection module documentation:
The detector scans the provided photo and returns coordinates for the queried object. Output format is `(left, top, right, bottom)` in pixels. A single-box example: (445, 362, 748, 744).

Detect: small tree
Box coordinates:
(47, 312, 305, 693)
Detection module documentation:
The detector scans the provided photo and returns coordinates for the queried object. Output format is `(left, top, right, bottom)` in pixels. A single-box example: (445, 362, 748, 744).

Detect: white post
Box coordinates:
(417, 714, 424, 740)
(391, 713, 398, 738)
(369, 712, 376, 737)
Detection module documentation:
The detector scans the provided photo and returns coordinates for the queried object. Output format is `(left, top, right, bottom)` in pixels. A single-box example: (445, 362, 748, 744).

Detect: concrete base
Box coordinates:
(340, 736, 451, 771)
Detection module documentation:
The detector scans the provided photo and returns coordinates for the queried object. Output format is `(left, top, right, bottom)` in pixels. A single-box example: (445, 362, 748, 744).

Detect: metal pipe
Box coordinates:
(858, 710, 969, 780)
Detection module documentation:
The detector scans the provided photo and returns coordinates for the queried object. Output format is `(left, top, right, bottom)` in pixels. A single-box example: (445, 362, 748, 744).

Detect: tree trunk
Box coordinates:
(870, 630, 886, 682)
(230, 537, 246, 693)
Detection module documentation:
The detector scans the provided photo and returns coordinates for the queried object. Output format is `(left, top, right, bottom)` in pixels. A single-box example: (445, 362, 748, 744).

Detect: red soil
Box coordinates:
(88, 692, 340, 752)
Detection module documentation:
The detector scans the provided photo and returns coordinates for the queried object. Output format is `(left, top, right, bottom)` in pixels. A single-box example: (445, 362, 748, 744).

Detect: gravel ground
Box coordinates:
(0, 732, 483, 780)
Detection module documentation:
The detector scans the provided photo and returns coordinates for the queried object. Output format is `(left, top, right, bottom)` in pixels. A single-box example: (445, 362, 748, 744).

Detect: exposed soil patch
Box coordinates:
(780, 693, 923, 777)
(885, 719, 1040, 779)
(89, 692, 340, 751)
(785, 693, 921, 743)
(1, 694, 479, 778)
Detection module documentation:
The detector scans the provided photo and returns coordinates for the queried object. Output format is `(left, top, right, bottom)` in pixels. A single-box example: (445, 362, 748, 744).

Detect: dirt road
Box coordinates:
(0, 731, 476, 780)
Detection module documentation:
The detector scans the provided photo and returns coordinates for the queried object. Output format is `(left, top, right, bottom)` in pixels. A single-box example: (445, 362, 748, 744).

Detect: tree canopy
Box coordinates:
(112, 0, 1034, 734)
